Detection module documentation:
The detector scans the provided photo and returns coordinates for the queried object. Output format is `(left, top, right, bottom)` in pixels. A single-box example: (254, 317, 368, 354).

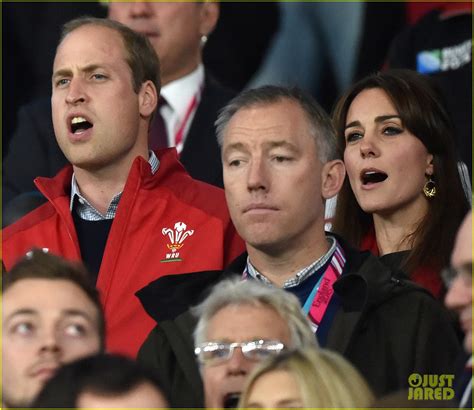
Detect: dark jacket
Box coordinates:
(136, 237, 462, 407)
(3, 73, 234, 204)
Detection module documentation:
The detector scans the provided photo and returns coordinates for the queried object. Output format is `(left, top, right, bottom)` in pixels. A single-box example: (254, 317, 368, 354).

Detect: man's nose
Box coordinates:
(247, 159, 269, 192)
(445, 275, 471, 311)
(129, 1, 153, 18)
(65, 78, 87, 105)
(38, 329, 62, 356)
(226, 347, 252, 376)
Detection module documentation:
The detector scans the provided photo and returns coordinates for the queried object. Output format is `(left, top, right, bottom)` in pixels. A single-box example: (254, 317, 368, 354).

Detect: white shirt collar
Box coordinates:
(160, 64, 204, 120)
(69, 150, 159, 218)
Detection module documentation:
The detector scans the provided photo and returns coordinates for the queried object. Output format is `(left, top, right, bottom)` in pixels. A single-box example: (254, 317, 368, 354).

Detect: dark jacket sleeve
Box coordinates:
(341, 287, 462, 397)
(410, 293, 462, 375)
(137, 314, 204, 408)
(3, 99, 67, 204)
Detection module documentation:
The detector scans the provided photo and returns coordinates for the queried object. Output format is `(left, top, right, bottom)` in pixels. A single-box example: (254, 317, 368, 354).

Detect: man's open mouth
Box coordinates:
(223, 392, 241, 408)
(70, 116, 93, 134)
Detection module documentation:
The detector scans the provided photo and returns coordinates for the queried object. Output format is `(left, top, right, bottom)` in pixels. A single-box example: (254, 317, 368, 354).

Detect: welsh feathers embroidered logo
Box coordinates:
(160, 222, 194, 262)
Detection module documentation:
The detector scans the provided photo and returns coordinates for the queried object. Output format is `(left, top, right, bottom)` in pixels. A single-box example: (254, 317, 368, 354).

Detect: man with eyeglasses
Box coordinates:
(445, 210, 472, 408)
(193, 279, 317, 408)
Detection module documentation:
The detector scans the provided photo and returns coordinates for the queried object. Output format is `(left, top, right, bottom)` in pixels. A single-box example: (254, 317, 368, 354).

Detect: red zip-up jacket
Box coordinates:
(2, 148, 244, 357)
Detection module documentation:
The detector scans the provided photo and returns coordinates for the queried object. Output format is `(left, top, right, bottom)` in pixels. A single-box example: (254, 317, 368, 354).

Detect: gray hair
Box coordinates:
(215, 85, 340, 163)
(193, 278, 317, 349)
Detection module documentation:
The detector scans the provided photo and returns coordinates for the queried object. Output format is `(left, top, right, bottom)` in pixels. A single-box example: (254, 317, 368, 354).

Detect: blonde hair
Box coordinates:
(239, 347, 374, 408)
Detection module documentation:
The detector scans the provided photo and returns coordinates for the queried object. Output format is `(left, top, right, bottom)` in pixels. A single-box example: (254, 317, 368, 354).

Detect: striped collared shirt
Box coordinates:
(245, 235, 337, 288)
(70, 151, 159, 221)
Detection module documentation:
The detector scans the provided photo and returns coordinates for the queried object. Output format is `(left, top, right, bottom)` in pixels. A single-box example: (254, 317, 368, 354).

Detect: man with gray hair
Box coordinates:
(193, 279, 317, 408)
(137, 85, 461, 407)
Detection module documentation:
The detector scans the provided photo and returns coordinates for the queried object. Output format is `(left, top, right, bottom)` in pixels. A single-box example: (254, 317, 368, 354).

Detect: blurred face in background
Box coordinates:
(201, 304, 291, 409)
(108, 1, 219, 85)
(2, 279, 101, 407)
(445, 211, 472, 353)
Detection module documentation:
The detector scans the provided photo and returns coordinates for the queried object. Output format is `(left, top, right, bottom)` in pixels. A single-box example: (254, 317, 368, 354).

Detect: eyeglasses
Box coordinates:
(441, 264, 472, 289)
(194, 339, 285, 365)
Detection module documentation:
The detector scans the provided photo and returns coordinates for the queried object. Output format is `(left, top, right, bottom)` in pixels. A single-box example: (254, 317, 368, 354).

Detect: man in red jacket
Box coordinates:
(2, 17, 244, 357)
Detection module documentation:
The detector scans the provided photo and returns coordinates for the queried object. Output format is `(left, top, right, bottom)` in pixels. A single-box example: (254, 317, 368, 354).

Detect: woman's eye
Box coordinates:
(383, 126, 403, 136)
(345, 131, 362, 143)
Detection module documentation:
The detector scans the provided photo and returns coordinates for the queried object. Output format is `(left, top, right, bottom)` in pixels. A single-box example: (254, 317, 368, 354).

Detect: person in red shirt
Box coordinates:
(2, 17, 244, 358)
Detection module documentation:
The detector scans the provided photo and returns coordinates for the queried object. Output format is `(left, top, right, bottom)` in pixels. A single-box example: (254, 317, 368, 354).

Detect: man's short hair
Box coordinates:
(33, 354, 167, 408)
(60, 17, 160, 96)
(3, 249, 105, 348)
(215, 85, 339, 163)
(193, 278, 317, 349)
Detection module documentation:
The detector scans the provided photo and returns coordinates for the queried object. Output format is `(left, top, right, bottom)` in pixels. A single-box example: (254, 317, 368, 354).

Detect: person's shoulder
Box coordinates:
(335, 235, 433, 305)
(3, 200, 56, 240)
(157, 153, 229, 216)
(136, 269, 233, 323)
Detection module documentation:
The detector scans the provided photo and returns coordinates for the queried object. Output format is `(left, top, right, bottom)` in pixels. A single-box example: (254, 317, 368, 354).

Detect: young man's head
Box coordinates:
(216, 86, 345, 259)
(107, 1, 219, 86)
(33, 354, 168, 408)
(193, 279, 317, 408)
(2, 249, 104, 408)
(51, 17, 159, 173)
(445, 210, 472, 353)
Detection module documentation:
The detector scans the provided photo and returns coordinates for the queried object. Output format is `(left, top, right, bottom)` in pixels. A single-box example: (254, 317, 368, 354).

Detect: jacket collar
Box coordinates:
(326, 234, 431, 354)
(34, 148, 187, 204)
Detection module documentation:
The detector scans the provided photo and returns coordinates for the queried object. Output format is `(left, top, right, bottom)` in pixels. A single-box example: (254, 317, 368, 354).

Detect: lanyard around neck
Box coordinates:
(174, 82, 204, 152)
(302, 243, 346, 332)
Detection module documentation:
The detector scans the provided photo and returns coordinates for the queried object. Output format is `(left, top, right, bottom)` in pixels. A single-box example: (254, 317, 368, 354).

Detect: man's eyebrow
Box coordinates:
(345, 115, 401, 130)
(222, 142, 248, 156)
(224, 140, 296, 152)
(61, 308, 97, 322)
(52, 64, 107, 82)
(52, 68, 72, 82)
(4, 308, 96, 324)
(4, 308, 37, 323)
(265, 140, 298, 150)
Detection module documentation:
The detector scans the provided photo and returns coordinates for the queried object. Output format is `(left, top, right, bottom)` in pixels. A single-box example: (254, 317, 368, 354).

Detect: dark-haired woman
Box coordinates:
(332, 69, 470, 299)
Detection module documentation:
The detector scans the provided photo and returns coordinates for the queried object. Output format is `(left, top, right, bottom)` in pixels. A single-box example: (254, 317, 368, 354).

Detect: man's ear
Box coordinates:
(321, 159, 346, 200)
(138, 80, 158, 119)
(199, 2, 219, 37)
